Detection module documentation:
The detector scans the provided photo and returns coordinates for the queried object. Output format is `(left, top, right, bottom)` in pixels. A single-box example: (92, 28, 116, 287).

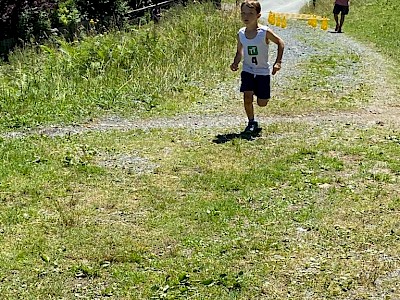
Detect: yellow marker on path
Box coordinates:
(268, 11, 329, 30)
(321, 17, 328, 30)
(309, 15, 317, 28)
(281, 16, 287, 28)
(268, 11, 330, 30)
(276, 14, 281, 27)
(268, 11, 275, 25)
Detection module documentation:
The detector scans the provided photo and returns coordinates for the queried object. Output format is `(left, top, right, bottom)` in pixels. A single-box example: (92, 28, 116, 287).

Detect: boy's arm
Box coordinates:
(266, 29, 285, 75)
(230, 34, 243, 72)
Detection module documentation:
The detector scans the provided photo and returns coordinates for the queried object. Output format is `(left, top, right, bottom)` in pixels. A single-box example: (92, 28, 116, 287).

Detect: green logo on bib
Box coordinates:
(248, 46, 258, 55)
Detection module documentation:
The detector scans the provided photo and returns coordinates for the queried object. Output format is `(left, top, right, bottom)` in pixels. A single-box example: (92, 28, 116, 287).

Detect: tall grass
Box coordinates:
(0, 3, 240, 131)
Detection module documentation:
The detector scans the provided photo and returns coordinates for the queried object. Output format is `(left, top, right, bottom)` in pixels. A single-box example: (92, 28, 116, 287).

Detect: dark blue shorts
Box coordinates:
(240, 71, 271, 99)
(333, 4, 349, 15)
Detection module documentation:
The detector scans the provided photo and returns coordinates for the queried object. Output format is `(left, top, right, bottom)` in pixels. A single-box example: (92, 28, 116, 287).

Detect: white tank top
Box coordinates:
(238, 25, 270, 76)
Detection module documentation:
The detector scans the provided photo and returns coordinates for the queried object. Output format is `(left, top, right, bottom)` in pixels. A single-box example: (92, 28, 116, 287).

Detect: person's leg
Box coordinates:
(338, 6, 348, 32)
(257, 98, 269, 107)
(240, 71, 256, 122)
(333, 4, 340, 31)
(338, 14, 345, 32)
(334, 13, 339, 31)
(244, 91, 255, 121)
(255, 75, 270, 108)
(243, 91, 259, 133)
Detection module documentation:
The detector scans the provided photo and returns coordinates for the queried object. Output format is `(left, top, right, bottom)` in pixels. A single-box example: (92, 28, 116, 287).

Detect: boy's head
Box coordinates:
(240, 0, 261, 14)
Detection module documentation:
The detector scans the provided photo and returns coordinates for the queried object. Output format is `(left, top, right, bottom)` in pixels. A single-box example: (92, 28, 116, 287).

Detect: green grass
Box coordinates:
(302, 0, 400, 73)
(1, 0, 400, 299)
(1, 123, 400, 298)
(1, 0, 398, 130)
(270, 51, 370, 114)
(0, 4, 241, 130)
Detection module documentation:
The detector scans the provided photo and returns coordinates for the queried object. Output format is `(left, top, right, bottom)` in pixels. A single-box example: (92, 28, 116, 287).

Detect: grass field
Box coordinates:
(0, 1, 399, 299)
(1, 123, 400, 299)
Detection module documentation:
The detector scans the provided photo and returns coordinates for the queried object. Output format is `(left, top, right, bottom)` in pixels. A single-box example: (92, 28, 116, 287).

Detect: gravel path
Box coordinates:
(2, 16, 399, 139)
(260, 0, 309, 14)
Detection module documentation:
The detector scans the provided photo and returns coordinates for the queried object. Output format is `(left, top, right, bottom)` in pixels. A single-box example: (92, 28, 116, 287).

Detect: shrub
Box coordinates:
(0, 0, 150, 56)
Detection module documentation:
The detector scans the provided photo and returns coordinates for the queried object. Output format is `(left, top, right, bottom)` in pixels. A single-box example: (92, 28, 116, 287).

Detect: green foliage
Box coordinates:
(346, 0, 400, 66)
(0, 3, 239, 130)
(18, 5, 54, 41)
(57, 0, 81, 29)
(0, 0, 136, 49)
(63, 143, 97, 167)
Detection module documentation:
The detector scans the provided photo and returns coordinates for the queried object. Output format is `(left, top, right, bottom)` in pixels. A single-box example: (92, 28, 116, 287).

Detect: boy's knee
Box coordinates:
(257, 98, 269, 107)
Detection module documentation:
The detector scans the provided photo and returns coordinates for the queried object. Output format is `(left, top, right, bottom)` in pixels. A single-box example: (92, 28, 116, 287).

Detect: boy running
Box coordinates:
(230, 0, 284, 133)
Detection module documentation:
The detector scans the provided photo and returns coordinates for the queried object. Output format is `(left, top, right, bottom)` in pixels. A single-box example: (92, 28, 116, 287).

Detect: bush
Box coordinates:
(0, 0, 161, 57)
(17, 0, 57, 42)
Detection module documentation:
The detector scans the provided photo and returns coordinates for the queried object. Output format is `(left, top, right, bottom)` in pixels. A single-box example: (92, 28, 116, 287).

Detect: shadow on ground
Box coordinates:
(212, 128, 262, 144)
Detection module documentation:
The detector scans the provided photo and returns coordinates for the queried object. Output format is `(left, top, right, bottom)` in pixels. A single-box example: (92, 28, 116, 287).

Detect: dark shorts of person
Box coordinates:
(333, 4, 349, 15)
(240, 71, 271, 99)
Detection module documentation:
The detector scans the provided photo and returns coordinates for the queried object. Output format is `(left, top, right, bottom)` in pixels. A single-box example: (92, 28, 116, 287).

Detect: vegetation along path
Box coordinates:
(2, 21, 399, 140)
(1, 3, 400, 299)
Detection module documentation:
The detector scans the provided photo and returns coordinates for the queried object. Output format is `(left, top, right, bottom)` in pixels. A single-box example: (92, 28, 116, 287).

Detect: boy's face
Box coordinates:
(241, 5, 260, 25)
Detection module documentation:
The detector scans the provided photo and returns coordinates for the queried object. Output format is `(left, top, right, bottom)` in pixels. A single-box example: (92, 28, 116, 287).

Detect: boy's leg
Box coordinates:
(240, 72, 256, 122)
(244, 91, 255, 121)
(243, 91, 259, 133)
(257, 98, 269, 107)
(242, 75, 270, 133)
(254, 75, 271, 108)
(241, 72, 265, 133)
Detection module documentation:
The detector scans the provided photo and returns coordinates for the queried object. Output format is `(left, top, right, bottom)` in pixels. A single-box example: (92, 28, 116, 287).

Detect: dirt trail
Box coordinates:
(2, 6, 399, 140)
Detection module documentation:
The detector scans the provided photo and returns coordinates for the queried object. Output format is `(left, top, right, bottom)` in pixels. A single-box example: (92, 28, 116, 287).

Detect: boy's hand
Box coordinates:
(230, 62, 239, 71)
(272, 62, 281, 75)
